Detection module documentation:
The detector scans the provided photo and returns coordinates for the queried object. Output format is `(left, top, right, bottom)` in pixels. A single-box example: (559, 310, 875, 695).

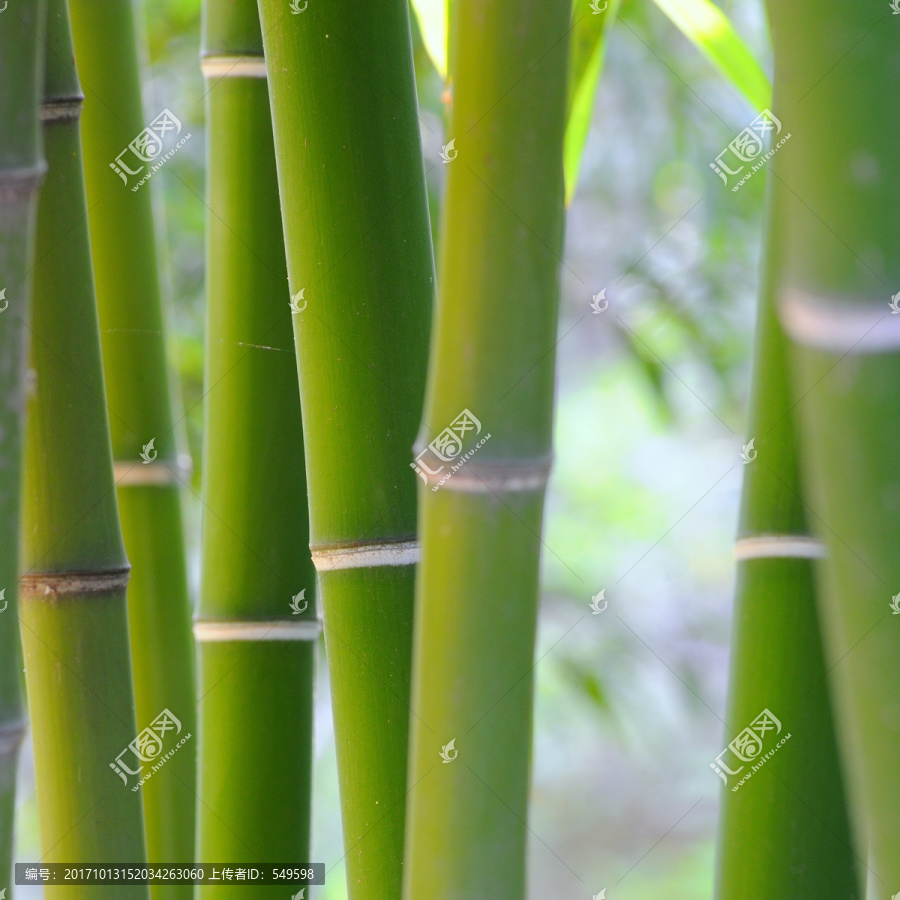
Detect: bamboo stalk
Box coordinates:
(713, 176, 860, 898)
(194, 0, 316, 893)
(256, 0, 434, 894)
(18, 0, 149, 891)
(762, 2, 900, 895)
(403, 0, 570, 895)
(0, 1, 47, 893)
(66, 2, 195, 890)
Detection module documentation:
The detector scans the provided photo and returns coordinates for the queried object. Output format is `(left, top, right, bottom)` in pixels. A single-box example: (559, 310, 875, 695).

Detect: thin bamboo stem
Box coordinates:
(713, 175, 860, 898)
(764, 2, 900, 896)
(256, 0, 435, 893)
(0, 1, 46, 892)
(66, 3, 195, 890)
(194, 0, 316, 893)
(18, 0, 149, 891)
(403, 0, 570, 895)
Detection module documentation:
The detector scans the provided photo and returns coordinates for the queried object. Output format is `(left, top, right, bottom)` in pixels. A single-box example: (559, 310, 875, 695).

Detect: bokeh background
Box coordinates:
(13, 0, 772, 895)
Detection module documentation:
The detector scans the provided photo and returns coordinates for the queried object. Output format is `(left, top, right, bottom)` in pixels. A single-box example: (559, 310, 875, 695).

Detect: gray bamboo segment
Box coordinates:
(0, 1, 47, 893)
(257, 0, 434, 894)
(18, 0, 149, 892)
(403, 0, 570, 895)
(713, 175, 859, 899)
(195, 0, 316, 893)
(763, 1, 900, 896)
(67, 2, 195, 890)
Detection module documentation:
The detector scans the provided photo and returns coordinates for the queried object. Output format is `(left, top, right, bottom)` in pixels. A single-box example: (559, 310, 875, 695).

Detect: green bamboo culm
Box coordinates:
(0, 1, 46, 892)
(194, 0, 316, 893)
(67, 2, 196, 890)
(18, 0, 149, 892)
(763, 2, 900, 897)
(256, 0, 434, 894)
(403, 0, 570, 895)
(713, 175, 860, 898)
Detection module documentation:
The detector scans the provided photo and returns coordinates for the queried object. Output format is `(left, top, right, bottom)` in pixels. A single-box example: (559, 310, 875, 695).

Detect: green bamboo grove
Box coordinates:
(7, 0, 900, 897)
(68, 2, 196, 891)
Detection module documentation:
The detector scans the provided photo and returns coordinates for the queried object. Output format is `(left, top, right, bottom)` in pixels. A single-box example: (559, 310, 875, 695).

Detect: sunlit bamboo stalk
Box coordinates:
(0, 1, 46, 893)
(67, 3, 195, 891)
(194, 0, 317, 893)
(403, 0, 571, 894)
(18, 0, 150, 892)
(256, 0, 435, 893)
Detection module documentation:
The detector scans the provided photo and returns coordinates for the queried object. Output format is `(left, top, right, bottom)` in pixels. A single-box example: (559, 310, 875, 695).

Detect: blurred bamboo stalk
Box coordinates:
(764, 1, 900, 896)
(713, 175, 860, 898)
(194, 0, 317, 894)
(257, 0, 434, 893)
(403, 0, 570, 894)
(18, 0, 149, 892)
(0, 0, 46, 892)
(67, 2, 196, 890)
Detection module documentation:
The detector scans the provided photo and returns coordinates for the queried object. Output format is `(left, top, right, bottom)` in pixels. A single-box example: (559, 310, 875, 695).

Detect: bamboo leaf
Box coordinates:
(564, 0, 621, 203)
(649, 0, 771, 111)
(409, 0, 447, 78)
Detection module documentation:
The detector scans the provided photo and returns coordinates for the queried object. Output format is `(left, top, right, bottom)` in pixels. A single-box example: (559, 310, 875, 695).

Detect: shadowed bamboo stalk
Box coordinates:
(713, 175, 860, 898)
(18, 0, 149, 891)
(0, 1, 46, 892)
(256, 0, 434, 894)
(763, 1, 900, 896)
(403, 0, 570, 895)
(194, 0, 317, 893)
(67, 2, 195, 890)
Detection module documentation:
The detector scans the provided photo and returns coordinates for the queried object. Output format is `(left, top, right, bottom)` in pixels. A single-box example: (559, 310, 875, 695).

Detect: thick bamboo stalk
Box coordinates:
(67, 2, 195, 891)
(194, 0, 316, 894)
(18, 0, 149, 892)
(403, 0, 570, 895)
(763, 2, 900, 896)
(256, 0, 434, 894)
(0, 1, 46, 893)
(713, 176, 859, 898)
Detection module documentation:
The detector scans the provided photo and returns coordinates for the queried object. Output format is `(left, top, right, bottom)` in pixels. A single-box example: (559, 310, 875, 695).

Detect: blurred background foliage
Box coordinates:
(15, 0, 771, 896)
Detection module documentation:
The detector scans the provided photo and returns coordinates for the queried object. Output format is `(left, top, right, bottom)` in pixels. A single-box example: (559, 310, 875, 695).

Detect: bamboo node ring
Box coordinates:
(311, 540, 421, 571)
(19, 568, 131, 598)
(733, 535, 827, 561)
(114, 454, 193, 487)
(200, 56, 267, 79)
(40, 95, 85, 122)
(193, 620, 322, 642)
